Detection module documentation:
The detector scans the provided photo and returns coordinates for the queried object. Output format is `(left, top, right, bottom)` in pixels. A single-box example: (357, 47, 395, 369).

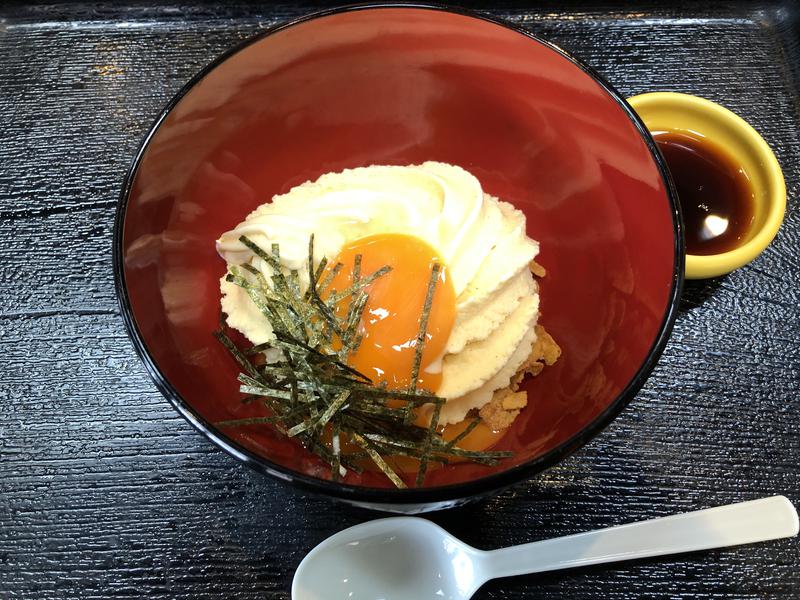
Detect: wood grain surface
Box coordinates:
(1, 1, 798, 598)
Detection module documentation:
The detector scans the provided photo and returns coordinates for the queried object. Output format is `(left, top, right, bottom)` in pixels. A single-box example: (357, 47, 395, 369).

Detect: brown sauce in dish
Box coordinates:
(653, 130, 755, 256)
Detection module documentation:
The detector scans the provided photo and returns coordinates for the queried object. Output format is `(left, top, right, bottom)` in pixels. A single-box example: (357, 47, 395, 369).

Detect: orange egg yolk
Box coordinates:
(322, 233, 507, 465)
(323, 233, 456, 393)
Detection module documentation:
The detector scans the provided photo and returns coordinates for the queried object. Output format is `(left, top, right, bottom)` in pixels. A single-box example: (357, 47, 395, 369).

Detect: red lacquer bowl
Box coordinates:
(114, 4, 683, 512)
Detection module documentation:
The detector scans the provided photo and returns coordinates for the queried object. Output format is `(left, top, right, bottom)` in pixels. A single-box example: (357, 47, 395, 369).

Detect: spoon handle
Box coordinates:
(485, 495, 798, 579)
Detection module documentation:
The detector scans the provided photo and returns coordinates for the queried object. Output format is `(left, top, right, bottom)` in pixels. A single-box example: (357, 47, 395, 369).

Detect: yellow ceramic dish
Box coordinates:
(628, 92, 786, 279)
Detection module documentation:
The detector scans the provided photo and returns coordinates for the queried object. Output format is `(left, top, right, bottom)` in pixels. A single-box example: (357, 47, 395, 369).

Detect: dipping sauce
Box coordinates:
(654, 130, 755, 255)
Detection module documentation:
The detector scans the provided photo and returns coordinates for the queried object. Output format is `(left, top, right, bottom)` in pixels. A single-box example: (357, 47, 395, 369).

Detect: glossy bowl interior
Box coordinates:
(116, 5, 682, 508)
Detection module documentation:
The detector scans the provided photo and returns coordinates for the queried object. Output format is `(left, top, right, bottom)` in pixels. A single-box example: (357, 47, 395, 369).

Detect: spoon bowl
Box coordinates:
(292, 496, 798, 600)
(292, 518, 485, 600)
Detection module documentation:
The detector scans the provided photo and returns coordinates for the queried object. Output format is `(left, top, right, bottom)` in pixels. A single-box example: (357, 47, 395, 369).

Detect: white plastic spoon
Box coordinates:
(292, 495, 797, 600)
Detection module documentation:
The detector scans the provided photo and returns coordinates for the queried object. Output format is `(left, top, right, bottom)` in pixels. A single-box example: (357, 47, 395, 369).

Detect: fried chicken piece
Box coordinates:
(479, 388, 528, 431)
(529, 259, 547, 277)
(477, 263, 562, 431)
(532, 325, 561, 366)
(511, 325, 562, 390)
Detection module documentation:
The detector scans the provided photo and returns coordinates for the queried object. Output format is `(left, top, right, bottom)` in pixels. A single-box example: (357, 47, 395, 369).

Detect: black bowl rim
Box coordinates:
(113, 1, 685, 506)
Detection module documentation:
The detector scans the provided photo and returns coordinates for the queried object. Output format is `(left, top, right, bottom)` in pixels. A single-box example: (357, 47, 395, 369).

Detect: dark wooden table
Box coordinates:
(2, 2, 798, 598)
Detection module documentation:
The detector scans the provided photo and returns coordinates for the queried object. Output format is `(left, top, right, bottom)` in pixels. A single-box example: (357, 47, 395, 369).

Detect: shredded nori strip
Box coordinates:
(214, 236, 512, 487)
(444, 418, 482, 450)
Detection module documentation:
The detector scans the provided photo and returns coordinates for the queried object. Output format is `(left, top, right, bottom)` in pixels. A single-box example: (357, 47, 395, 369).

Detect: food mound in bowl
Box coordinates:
(214, 162, 560, 487)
